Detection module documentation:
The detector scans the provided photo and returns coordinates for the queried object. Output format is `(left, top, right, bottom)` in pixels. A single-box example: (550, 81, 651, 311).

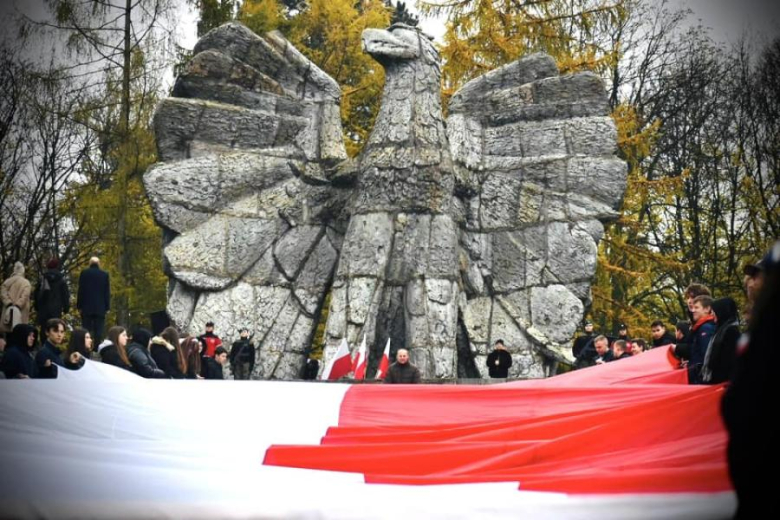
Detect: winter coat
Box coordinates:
(150, 336, 184, 379)
(229, 338, 255, 368)
(34, 269, 70, 324)
(1, 324, 38, 378)
(126, 340, 166, 379)
(486, 349, 512, 378)
(572, 332, 595, 358)
(1, 262, 32, 331)
(77, 265, 110, 316)
(35, 340, 65, 379)
(98, 340, 131, 371)
(700, 298, 741, 385)
(384, 362, 421, 384)
(651, 332, 676, 348)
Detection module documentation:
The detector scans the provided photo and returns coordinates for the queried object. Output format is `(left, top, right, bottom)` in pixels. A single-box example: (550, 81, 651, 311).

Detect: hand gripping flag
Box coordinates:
(352, 335, 368, 380)
(321, 338, 352, 380)
(375, 338, 390, 379)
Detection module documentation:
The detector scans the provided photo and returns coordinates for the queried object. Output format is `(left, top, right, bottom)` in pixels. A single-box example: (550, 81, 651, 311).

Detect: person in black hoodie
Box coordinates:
(34, 258, 70, 337)
(486, 339, 512, 378)
(699, 297, 740, 385)
(125, 327, 165, 378)
(1, 323, 38, 378)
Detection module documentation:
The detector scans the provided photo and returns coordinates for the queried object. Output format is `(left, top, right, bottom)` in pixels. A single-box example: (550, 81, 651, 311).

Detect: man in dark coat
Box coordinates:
(384, 348, 421, 384)
(34, 259, 70, 336)
(722, 240, 779, 519)
(77, 257, 110, 344)
(1, 323, 38, 379)
(673, 295, 716, 383)
(486, 339, 512, 378)
(229, 328, 255, 380)
(650, 320, 676, 348)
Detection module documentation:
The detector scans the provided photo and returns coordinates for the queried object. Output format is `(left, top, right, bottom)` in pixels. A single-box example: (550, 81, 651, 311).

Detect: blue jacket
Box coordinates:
(77, 265, 110, 315)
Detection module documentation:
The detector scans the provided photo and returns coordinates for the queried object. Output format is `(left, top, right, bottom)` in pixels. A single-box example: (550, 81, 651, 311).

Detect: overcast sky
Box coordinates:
(2, 1, 778, 64)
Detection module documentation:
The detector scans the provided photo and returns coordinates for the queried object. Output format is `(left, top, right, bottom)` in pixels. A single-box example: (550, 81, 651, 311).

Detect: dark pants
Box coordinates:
(82, 314, 106, 345)
(233, 361, 252, 380)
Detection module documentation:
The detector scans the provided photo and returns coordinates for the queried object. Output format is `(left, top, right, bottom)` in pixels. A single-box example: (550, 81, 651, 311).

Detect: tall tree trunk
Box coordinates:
(116, 0, 133, 326)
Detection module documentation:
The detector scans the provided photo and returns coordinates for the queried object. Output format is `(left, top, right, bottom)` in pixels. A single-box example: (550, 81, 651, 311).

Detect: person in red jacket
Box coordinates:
(198, 321, 223, 358)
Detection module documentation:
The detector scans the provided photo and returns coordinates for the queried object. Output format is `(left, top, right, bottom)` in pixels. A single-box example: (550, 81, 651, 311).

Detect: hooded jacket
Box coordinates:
(1, 323, 38, 378)
(700, 297, 741, 384)
(1, 262, 32, 330)
(34, 269, 70, 324)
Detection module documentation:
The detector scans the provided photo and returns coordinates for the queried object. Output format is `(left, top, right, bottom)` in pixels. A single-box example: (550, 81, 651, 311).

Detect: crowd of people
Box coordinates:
(570, 250, 774, 386)
(0, 256, 258, 381)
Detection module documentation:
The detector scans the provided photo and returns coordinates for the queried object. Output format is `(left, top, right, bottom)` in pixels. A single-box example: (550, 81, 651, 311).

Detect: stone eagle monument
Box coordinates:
(144, 23, 627, 380)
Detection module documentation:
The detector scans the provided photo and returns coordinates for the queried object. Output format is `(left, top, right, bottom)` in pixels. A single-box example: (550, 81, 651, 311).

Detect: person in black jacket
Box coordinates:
(1, 323, 38, 378)
(384, 348, 421, 384)
(150, 326, 185, 379)
(76, 257, 110, 345)
(650, 320, 676, 348)
(229, 328, 255, 380)
(126, 327, 165, 378)
(486, 339, 512, 378)
(34, 259, 70, 337)
(203, 345, 227, 379)
(571, 322, 595, 358)
(99, 326, 132, 371)
(722, 240, 779, 519)
(35, 318, 80, 378)
(699, 297, 740, 385)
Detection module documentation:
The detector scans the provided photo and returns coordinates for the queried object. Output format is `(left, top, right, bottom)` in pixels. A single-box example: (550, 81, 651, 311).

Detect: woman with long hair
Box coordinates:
(67, 328, 92, 358)
(181, 335, 203, 379)
(150, 326, 186, 379)
(65, 328, 92, 368)
(100, 326, 131, 370)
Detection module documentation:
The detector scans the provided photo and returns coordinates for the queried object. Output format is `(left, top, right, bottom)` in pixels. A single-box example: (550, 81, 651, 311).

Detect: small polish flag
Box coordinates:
(321, 338, 352, 381)
(375, 338, 390, 379)
(352, 335, 368, 380)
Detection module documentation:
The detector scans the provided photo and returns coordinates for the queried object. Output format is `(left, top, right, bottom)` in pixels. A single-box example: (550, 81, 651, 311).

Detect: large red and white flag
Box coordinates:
(0, 348, 734, 518)
(375, 338, 390, 379)
(321, 338, 352, 380)
(352, 335, 368, 380)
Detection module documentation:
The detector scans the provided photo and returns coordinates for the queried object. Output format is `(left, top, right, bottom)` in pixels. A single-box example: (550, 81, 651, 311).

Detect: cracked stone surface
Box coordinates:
(145, 22, 626, 380)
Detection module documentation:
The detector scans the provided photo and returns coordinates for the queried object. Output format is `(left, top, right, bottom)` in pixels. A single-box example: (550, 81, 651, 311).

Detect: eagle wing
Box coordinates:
(447, 54, 627, 376)
(143, 23, 349, 378)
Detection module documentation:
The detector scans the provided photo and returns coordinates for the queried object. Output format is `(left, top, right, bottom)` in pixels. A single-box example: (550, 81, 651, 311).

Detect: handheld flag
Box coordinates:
(375, 338, 390, 379)
(352, 335, 368, 380)
(321, 338, 352, 380)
